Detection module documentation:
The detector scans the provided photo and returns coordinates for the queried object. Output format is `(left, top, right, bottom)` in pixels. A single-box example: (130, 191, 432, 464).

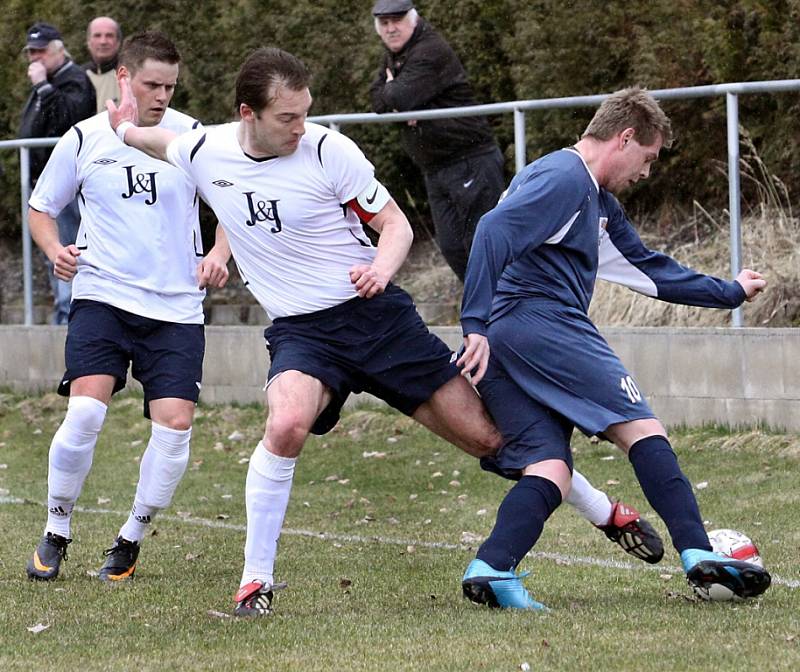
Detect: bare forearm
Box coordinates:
(28, 208, 61, 261)
(372, 214, 413, 281)
(209, 224, 232, 262)
(121, 125, 176, 163)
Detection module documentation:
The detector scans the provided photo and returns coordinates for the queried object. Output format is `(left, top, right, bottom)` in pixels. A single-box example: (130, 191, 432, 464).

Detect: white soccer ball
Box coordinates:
(692, 528, 764, 601)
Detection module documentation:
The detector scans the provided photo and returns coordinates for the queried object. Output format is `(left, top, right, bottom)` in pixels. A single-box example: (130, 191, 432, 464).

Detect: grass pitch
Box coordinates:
(1, 391, 798, 671)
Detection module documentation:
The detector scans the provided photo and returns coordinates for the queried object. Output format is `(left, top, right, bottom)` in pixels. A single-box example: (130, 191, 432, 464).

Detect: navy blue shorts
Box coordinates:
(59, 299, 205, 417)
(476, 300, 655, 479)
(265, 285, 459, 435)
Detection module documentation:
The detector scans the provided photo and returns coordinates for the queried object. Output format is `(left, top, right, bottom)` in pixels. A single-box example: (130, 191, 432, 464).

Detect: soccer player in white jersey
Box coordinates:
(109, 47, 662, 616)
(25, 32, 230, 583)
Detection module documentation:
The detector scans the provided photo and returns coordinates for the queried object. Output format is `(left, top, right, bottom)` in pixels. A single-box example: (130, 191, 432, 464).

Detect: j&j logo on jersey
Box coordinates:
(121, 165, 159, 205)
(93, 158, 117, 165)
(213, 179, 234, 188)
(244, 192, 282, 233)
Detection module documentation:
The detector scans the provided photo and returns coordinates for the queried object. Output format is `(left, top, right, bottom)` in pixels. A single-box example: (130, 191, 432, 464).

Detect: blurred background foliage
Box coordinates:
(1, 0, 799, 240)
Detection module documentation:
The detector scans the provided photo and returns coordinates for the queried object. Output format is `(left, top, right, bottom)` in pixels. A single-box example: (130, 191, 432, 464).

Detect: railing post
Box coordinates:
(513, 107, 526, 174)
(20, 147, 34, 326)
(726, 93, 743, 328)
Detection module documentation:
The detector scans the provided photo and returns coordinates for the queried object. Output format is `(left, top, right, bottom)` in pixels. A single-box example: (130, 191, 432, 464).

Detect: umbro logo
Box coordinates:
(213, 179, 234, 187)
(93, 158, 117, 165)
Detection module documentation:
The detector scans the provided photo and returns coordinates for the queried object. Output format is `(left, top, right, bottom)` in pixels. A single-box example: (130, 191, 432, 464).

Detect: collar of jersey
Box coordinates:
(242, 150, 279, 163)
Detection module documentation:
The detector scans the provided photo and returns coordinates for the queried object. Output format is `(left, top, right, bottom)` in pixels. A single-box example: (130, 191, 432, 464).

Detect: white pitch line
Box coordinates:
(4, 494, 798, 589)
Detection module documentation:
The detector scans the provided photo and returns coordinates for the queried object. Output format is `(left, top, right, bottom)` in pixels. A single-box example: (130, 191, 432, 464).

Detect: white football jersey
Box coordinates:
(30, 109, 205, 324)
(165, 122, 377, 319)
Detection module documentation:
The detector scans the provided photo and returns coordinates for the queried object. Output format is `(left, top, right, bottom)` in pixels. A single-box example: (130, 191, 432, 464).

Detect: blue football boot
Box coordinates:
(681, 548, 771, 601)
(462, 559, 548, 611)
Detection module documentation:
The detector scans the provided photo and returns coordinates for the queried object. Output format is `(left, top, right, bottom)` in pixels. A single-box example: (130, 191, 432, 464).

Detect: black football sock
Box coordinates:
(628, 435, 712, 553)
(476, 475, 562, 571)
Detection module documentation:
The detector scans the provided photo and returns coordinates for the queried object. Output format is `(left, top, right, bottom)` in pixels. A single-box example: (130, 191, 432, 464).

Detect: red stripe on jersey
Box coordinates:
(347, 198, 375, 224)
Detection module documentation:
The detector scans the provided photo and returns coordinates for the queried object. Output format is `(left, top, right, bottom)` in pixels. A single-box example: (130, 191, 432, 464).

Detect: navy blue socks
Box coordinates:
(477, 475, 563, 571)
(628, 435, 711, 553)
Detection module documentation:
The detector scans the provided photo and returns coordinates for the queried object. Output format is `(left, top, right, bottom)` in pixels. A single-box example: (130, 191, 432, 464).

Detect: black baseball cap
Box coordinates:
(25, 22, 61, 50)
(372, 0, 414, 17)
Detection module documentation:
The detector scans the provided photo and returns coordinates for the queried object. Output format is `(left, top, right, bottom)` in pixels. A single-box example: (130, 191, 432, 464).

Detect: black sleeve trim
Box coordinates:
(317, 134, 328, 167)
(73, 126, 83, 156)
(189, 133, 207, 163)
(191, 119, 201, 129)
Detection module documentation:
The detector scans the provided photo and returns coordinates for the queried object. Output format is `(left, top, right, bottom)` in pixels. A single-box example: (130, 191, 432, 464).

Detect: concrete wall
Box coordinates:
(1, 325, 798, 431)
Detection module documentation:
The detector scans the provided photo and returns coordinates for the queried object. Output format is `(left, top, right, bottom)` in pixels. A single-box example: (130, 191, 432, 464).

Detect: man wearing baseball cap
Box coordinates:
(19, 21, 95, 324)
(368, 1, 505, 283)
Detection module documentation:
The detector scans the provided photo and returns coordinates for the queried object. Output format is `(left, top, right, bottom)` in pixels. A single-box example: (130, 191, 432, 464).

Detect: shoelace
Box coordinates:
(49, 534, 72, 562)
(102, 540, 135, 558)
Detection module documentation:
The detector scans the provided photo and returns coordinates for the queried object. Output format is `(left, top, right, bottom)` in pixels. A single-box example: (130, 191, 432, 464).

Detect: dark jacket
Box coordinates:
(369, 18, 497, 173)
(19, 58, 96, 183)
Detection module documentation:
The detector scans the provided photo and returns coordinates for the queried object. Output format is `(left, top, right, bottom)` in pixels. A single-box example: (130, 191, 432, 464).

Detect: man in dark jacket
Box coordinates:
(369, 0, 505, 281)
(19, 22, 96, 324)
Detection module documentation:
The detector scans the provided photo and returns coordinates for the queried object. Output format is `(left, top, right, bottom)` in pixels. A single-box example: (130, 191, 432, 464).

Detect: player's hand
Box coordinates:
(735, 268, 766, 302)
(106, 75, 138, 132)
(27, 61, 47, 86)
(349, 264, 389, 299)
(457, 333, 490, 385)
(52, 244, 80, 281)
(197, 253, 230, 289)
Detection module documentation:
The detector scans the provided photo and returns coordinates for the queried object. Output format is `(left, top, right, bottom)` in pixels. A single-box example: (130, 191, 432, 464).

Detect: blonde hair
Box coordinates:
(583, 87, 673, 149)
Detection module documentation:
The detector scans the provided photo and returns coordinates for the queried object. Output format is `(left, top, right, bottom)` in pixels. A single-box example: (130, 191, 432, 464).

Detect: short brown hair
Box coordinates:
(582, 87, 673, 149)
(235, 47, 311, 114)
(118, 31, 180, 74)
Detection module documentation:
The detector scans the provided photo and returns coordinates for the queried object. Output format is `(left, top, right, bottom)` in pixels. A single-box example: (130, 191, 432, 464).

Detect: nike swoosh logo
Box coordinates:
(366, 187, 379, 204)
(33, 551, 52, 572)
(463, 179, 475, 189)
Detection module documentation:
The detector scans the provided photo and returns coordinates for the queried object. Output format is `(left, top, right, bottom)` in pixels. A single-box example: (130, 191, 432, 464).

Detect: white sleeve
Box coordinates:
(319, 130, 375, 204)
(165, 127, 205, 178)
(28, 128, 81, 217)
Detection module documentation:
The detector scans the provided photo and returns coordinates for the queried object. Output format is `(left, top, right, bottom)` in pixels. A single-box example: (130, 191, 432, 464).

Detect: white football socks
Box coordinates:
(45, 396, 107, 538)
(240, 441, 296, 589)
(566, 469, 614, 526)
(119, 422, 192, 543)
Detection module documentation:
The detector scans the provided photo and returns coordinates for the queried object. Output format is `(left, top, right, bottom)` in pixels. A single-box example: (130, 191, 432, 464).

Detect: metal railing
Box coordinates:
(3, 79, 800, 326)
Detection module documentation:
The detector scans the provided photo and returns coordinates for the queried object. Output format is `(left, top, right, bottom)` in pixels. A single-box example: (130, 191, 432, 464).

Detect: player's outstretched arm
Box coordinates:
(735, 269, 767, 302)
(28, 208, 80, 281)
(106, 76, 176, 162)
(349, 198, 413, 299)
(197, 224, 232, 290)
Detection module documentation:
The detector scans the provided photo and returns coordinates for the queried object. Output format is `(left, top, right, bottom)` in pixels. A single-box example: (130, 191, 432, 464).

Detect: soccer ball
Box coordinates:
(709, 529, 763, 568)
(691, 528, 764, 601)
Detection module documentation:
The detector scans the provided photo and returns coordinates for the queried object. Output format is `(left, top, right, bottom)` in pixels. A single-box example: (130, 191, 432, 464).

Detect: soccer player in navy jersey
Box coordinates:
(109, 51, 664, 617)
(459, 87, 771, 609)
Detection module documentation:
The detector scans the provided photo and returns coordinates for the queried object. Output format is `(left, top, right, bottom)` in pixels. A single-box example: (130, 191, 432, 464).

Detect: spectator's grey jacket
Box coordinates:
(369, 18, 497, 173)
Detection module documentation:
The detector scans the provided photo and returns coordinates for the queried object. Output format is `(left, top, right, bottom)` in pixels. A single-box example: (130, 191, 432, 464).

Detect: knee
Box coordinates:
(61, 396, 108, 437)
(153, 409, 194, 431)
(265, 412, 310, 457)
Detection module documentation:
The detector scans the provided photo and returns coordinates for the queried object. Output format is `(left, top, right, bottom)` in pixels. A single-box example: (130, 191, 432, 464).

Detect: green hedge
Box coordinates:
(2, 0, 799, 238)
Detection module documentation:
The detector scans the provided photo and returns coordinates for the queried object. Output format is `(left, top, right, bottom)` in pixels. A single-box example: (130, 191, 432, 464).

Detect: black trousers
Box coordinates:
(423, 146, 505, 281)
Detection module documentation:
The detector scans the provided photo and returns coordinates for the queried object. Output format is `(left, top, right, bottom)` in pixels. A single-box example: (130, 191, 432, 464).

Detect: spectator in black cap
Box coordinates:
(369, 1, 505, 282)
(19, 21, 95, 324)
